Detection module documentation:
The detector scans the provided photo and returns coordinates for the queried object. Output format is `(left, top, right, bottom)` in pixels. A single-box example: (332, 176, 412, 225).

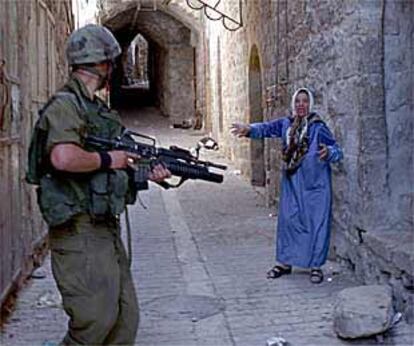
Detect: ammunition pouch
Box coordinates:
(37, 175, 85, 227)
(89, 170, 130, 217)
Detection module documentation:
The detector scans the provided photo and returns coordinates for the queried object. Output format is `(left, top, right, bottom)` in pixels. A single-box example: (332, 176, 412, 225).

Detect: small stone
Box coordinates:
(191, 317, 198, 322)
(34, 291, 62, 308)
(31, 267, 47, 279)
(391, 312, 403, 326)
(322, 260, 342, 276)
(266, 336, 288, 346)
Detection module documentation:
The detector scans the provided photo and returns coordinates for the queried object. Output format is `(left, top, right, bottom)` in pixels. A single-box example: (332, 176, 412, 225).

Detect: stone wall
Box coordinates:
(203, 0, 282, 201)
(384, 0, 413, 233)
(0, 0, 73, 306)
(334, 0, 414, 323)
(203, 0, 413, 322)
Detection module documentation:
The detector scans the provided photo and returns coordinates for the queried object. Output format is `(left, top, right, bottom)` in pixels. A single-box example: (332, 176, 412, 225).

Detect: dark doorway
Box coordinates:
(110, 33, 160, 110)
(248, 45, 265, 186)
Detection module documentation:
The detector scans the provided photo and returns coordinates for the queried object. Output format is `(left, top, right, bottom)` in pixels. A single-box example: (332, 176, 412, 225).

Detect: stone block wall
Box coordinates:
(383, 0, 413, 232)
(166, 45, 195, 124)
(203, 0, 413, 321)
(203, 0, 284, 201)
(0, 0, 73, 306)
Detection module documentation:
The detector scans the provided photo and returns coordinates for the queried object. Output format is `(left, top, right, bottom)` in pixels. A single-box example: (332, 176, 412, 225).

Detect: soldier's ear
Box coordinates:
(99, 61, 112, 73)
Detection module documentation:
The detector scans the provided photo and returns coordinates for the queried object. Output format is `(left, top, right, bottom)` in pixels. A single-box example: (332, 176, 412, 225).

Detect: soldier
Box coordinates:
(27, 24, 171, 345)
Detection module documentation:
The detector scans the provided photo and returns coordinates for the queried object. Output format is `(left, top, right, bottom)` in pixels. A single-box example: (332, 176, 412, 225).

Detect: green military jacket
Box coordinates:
(27, 75, 135, 226)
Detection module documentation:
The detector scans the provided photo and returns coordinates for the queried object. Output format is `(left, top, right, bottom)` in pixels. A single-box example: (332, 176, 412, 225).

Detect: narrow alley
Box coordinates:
(1, 109, 412, 346)
(0, 1, 413, 345)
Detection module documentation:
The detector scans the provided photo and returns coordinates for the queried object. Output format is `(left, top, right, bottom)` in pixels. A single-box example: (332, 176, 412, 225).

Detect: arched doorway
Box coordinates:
(103, 5, 197, 125)
(111, 33, 156, 109)
(248, 45, 265, 186)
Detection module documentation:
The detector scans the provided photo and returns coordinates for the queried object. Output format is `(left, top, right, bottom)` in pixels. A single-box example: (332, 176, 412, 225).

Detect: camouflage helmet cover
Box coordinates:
(66, 24, 121, 65)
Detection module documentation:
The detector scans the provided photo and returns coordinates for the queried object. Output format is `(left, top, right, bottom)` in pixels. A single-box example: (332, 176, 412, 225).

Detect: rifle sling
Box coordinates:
(156, 177, 188, 190)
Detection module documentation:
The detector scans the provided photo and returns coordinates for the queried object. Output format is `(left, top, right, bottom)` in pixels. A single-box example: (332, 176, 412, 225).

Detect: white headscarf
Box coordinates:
(286, 87, 315, 146)
(290, 87, 314, 117)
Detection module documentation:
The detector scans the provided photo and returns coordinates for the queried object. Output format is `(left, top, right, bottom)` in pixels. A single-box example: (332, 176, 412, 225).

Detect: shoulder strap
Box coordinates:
(55, 88, 88, 121)
(37, 90, 86, 122)
(27, 88, 91, 185)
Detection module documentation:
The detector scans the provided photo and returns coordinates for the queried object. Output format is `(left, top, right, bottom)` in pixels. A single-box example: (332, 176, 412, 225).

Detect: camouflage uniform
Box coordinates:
(27, 25, 139, 345)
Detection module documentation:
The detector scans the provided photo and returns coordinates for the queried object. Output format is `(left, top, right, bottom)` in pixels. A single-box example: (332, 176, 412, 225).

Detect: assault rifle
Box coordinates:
(85, 130, 227, 190)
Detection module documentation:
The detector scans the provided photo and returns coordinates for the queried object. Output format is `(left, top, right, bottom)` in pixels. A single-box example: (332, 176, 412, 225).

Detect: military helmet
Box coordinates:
(66, 24, 121, 65)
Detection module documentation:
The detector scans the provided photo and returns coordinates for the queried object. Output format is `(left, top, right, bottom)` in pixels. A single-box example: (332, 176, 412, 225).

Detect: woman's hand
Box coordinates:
(318, 144, 329, 161)
(230, 123, 250, 137)
(148, 163, 171, 183)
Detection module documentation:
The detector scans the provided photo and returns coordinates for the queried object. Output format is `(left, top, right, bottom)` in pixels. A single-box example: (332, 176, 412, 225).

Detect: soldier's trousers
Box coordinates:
(49, 214, 139, 345)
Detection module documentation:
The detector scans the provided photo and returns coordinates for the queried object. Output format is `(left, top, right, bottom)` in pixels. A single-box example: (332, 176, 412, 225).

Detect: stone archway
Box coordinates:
(102, 3, 198, 125)
(248, 45, 265, 186)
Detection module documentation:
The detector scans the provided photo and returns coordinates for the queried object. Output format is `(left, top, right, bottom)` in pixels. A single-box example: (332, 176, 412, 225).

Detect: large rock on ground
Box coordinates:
(333, 285, 394, 339)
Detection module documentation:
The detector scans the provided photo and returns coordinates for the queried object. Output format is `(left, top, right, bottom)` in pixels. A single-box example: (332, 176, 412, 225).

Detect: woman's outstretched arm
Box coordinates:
(244, 118, 286, 139)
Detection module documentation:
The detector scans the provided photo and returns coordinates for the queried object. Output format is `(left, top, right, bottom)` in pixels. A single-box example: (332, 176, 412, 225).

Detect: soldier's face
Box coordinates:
(96, 61, 112, 89)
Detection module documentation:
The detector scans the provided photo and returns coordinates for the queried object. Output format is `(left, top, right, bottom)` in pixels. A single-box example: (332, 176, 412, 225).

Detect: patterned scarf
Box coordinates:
(282, 113, 322, 175)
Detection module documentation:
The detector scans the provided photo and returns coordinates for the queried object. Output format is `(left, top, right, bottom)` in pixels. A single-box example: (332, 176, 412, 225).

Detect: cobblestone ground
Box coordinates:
(1, 108, 412, 346)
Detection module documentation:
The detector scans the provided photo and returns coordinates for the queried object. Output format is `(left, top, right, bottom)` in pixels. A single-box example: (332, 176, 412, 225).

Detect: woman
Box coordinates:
(231, 87, 343, 283)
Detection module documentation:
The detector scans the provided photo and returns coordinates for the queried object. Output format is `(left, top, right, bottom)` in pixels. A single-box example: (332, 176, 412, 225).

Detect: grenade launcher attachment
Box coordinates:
(85, 129, 227, 190)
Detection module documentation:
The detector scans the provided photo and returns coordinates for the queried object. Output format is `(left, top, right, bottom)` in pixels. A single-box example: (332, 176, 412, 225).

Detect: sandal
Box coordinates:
(310, 268, 324, 284)
(266, 265, 292, 279)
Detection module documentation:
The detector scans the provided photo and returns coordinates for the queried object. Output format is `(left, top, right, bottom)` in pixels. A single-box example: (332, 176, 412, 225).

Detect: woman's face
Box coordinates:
(294, 91, 310, 118)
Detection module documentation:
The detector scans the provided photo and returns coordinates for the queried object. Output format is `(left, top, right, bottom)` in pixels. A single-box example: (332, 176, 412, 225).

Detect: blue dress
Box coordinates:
(249, 116, 343, 268)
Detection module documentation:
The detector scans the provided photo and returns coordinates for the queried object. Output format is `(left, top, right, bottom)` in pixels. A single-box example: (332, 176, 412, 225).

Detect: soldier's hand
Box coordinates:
(108, 150, 140, 169)
(230, 123, 250, 137)
(148, 163, 171, 182)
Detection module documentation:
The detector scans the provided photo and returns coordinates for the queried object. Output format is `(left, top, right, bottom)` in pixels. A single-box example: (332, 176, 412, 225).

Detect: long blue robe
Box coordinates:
(249, 116, 343, 268)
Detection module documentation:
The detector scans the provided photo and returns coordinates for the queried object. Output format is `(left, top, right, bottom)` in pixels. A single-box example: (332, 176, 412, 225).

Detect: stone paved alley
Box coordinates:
(1, 109, 412, 346)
